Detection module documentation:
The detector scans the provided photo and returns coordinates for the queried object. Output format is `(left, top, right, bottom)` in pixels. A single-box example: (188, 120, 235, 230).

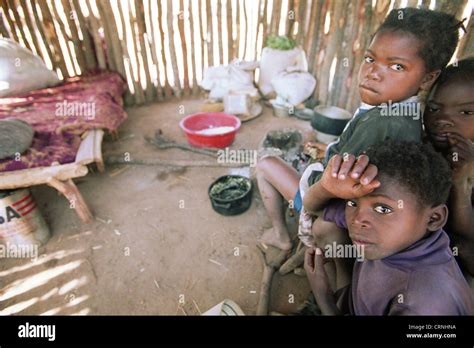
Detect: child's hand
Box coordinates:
(446, 133, 474, 185)
(304, 247, 340, 315)
(319, 153, 381, 199)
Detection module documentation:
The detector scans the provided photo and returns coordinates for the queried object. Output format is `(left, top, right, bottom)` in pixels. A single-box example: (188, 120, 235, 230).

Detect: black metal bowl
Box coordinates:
(208, 175, 253, 216)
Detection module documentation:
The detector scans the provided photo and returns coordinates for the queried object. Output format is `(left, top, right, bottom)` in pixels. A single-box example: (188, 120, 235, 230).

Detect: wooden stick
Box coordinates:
(7, 0, 33, 51)
(50, 0, 79, 75)
(286, 0, 295, 37)
(47, 178, 93, 224)
(269, 0, 281, 36)
(1, 1, 18, 41)
(36, 0, 69, 77)
(206, 0, 213, 66)
(189, 0, 199, 95)
(145, 0, 164, 100)
(0, 8, 10, 38)
(85, 1, 107, 71)
(261, 0, 269, 50)
(156, 0, 173, 98)
(295, 0, 306, 45)
(196, 0, 206, 77)
(115, 1, 139, 106)
(235, 0, 240, 59)
(18, 0, 44, 60)
(217, 0, 223, 64)
(168, 0, 182, 97)
(61, 0, 87, 73)
(133, 0, 155, 102)
(227, 0, 234, 61)
(70, 0, 96, 70)
(178, 0, 190, 95)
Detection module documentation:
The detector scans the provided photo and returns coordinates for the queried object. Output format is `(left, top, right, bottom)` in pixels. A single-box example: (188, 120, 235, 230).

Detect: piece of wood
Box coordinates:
(49, 0, 79, 75)
(235, 0, 240, 58)
(47, 178, 93, 223)
(227, 0, 234, 61)
(157, 0, 173, 98)
(7, 0, 32, 51)
(296, 0, 307, 45)
(286, 0, 295, 37)
(261, 0, 269, 51)
(71, 0, 96, 70)
(61, 0, 87, 73)
(307, 0, 324, 75)
(178, 0, 190, 95)
(206, 0, 213, 66)
(188, 0, 199, 95)
(133, 0, 155, 102)
(279, 245, 306, 275)
(242, 0, 248, 59)
(35, 0, 69, 76)
(269, 0, 282, 36)
(85, 2, 107, 71)
(0, 8, 10, 38)
(18, 0, 44, 60)
(1, 2, 18, 41)
(0, 163, 88, 190)
(168, 0, 182, 97)
(145, 1, 164, 101)
(196, 0, 206, 76)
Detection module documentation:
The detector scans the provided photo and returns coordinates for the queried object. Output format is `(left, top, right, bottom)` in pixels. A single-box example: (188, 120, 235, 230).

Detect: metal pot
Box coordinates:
(208, 175, 253, 216)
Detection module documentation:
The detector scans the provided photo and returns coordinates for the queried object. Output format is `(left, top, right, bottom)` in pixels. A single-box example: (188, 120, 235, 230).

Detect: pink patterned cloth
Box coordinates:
(0, 71, 127, 173)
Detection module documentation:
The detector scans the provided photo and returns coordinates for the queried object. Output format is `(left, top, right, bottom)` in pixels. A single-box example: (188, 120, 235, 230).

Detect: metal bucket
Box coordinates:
(0, 189, 50, 247)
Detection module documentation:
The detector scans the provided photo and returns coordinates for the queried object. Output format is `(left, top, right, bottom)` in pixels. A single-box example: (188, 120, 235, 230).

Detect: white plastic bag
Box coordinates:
(272, 70, 316, 105)
(200, 59, 258, 100)
(258, 47, 307, 96)
(0, 38, 59, 98)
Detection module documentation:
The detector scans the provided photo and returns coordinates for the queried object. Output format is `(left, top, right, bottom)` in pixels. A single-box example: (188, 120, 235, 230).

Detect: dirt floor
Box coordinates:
(0, 98, 316, 315)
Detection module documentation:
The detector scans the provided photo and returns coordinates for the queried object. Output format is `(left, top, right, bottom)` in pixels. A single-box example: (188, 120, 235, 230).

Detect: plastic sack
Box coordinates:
(200, 59, 258, 100)
(0, 38, 59, 98)
(258, 47, 307, 96)
(272, 70, 316, 105)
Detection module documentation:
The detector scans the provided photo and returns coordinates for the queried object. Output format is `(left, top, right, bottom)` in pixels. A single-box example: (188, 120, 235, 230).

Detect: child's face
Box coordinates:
(345, 175, 435, 260)
(424, 78, 474, 150)
(358, 31, 429, 105)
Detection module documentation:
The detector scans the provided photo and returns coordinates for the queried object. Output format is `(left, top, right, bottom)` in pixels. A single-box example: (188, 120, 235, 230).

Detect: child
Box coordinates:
(424, 57, 474, 276)
(257, 8, 460, 253)
(304, 141, 474, 315)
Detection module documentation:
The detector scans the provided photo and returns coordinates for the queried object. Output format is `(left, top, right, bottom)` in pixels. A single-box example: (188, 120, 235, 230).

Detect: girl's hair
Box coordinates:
(376, 8, 461, 72)
(436, 57, 474, 87)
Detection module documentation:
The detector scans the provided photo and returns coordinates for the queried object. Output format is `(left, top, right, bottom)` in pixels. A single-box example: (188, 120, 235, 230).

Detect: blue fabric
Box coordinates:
(293, 189, 303, 213)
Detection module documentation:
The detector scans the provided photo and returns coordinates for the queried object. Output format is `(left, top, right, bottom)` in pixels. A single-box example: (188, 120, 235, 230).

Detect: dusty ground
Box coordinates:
(0, 98, 315, 315)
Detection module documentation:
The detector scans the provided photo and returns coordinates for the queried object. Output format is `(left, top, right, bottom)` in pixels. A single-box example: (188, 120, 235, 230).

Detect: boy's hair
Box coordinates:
(365, 141, 452, 207)
(436, 57, 474, 87)
(376, 8, 460, 72)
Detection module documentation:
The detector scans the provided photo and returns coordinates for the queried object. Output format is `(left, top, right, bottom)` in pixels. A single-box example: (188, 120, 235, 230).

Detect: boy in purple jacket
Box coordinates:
(304, 141, 473, 315)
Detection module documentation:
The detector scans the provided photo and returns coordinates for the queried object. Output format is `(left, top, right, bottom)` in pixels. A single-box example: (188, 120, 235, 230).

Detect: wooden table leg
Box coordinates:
(47, 178, 93, 223)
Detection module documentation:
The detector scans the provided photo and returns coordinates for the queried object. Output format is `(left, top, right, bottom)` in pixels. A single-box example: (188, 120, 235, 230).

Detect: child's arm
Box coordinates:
(304, 247, 342, 315)
(303, 154, 381, 215)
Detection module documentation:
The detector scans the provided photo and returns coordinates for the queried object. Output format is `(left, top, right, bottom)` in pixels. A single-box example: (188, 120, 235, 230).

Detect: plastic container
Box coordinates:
(179, 112, 241, 148)
(0, 189, 50, 247)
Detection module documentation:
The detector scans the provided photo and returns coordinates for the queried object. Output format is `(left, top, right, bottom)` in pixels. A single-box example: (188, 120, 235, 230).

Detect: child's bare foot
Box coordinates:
(258, 227, 293, 251)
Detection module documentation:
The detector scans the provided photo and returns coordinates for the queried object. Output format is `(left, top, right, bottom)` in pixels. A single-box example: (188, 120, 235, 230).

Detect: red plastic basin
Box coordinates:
(179, 112, 241, 148)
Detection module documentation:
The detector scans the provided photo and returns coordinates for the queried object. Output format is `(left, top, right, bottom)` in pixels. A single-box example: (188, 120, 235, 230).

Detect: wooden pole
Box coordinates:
(261, 0, 269, 49)
(227, 0, 234, 61)
(1, 2, 18, 41)
(85, 1, 107, 71)
(145, 0, 164, 100)
(168, 0, 182, 97)
(70, 0, 96, 70)
(0, 9, 10, 38)
(132, 0, 156, 102)
(206, 0, 213, 66)
(269, 0, 281, 36)
(242, 0, 248, 59)
(189, 0, 199, 95)
(178, 0, 191, 95)
(36, 0, 69, 77)
(18, 0, 44, 60)
(217, 0, 224, 64)
(286, 0, 295, 37)
(60, 0, 87, 73)
(7, 0, 33, 51)
(157, 0, 173, 98)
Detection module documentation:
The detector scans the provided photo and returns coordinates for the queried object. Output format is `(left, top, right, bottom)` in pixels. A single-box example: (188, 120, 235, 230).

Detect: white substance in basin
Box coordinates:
(196, 126, 235, 135)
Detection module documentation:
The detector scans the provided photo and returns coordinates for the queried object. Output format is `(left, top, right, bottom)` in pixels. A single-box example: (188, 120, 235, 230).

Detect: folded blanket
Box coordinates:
(0, 71, 127, 172)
